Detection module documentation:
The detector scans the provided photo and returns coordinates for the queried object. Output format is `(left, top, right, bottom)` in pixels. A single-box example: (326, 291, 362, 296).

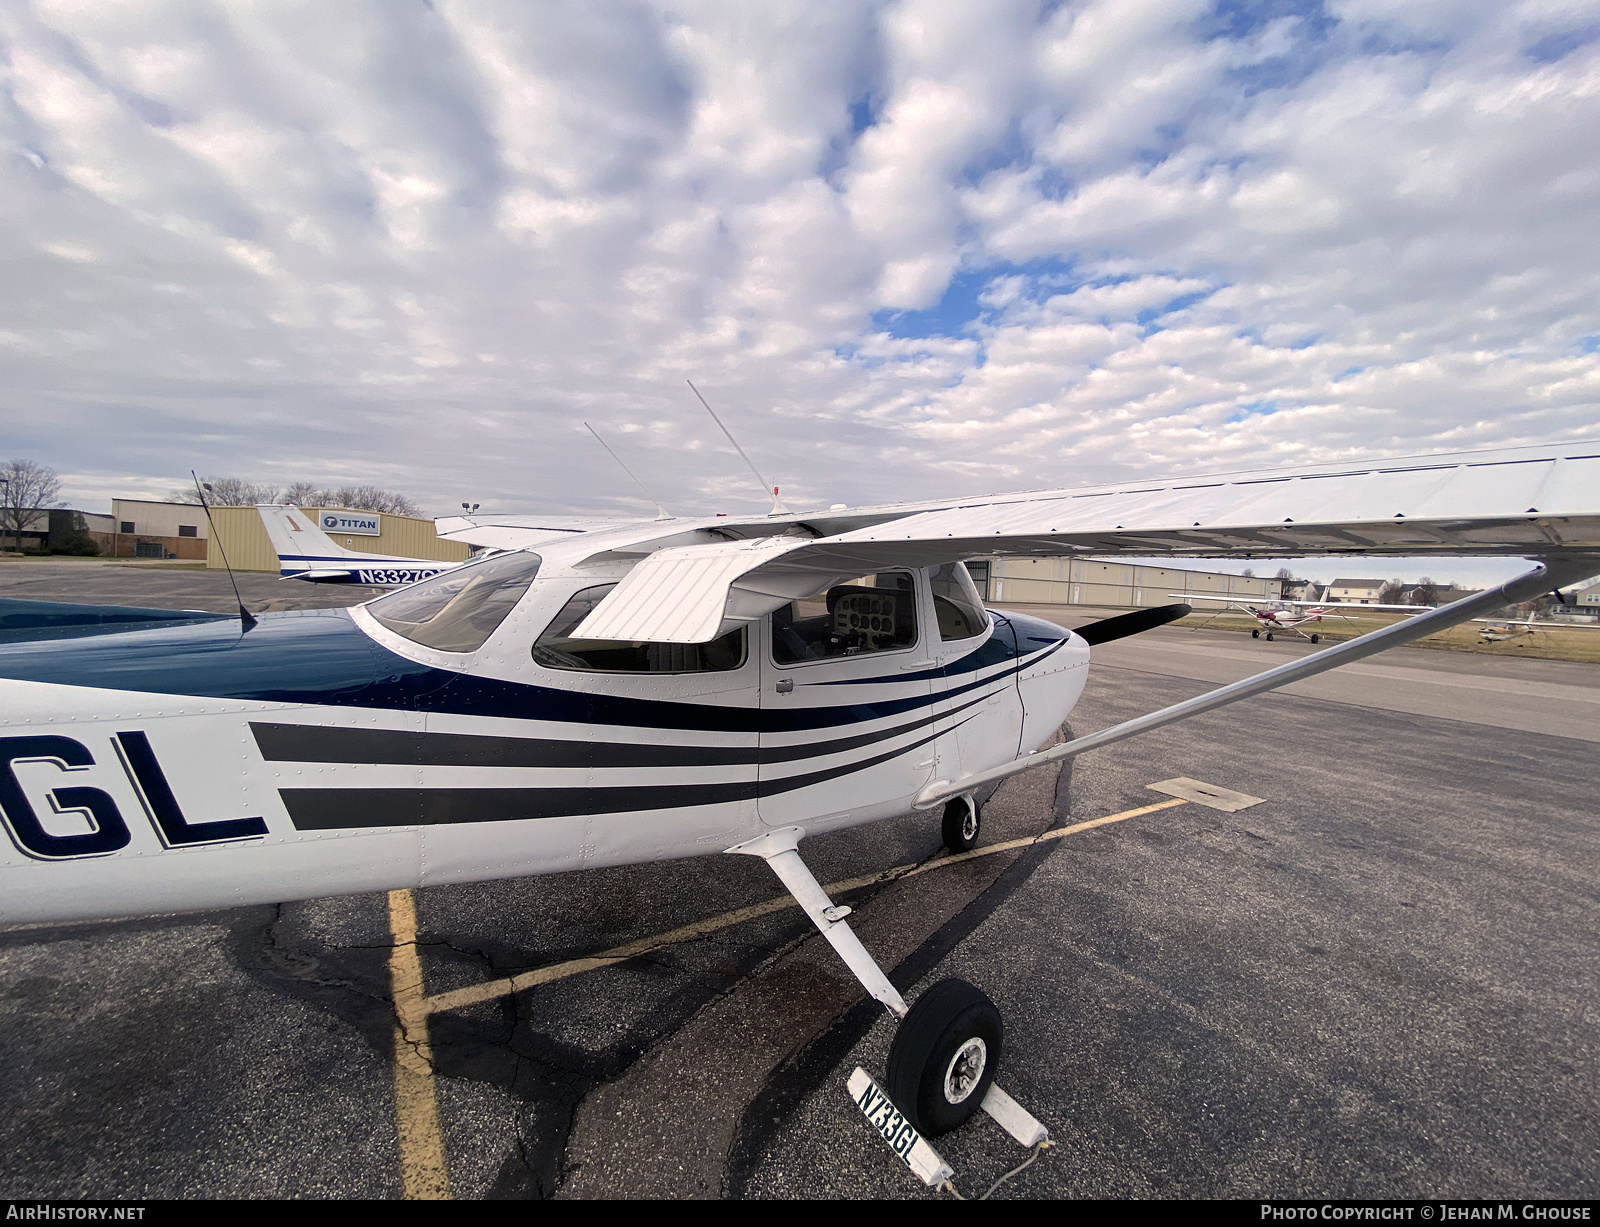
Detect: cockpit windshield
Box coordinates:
(368, 551, 542, 653)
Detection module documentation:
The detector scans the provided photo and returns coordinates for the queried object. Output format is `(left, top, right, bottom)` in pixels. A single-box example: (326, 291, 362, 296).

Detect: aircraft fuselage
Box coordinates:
(0, 568, 1082, 926)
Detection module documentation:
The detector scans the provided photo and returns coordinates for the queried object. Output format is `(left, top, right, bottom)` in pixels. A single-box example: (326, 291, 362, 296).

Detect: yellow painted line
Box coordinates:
(388, 888, 451, 1200)
(422, 796, 1190, 1018)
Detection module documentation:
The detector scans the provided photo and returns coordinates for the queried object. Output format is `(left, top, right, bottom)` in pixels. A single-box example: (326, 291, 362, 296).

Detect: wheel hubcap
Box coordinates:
(943, 1036, 988, 1104)
(961, 808, 978, 841)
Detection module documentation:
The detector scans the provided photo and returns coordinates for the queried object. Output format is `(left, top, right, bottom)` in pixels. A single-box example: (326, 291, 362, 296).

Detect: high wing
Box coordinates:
(1283, 600, 1433, 612)
(434, 512, 668, 552)
(565, 440, 1600, 645)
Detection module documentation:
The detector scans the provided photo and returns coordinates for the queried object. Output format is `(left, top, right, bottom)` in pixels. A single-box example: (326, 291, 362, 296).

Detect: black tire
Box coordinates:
(886, 978, 1003, 1136)
(1251, 628, 1260, 638)
(941, 796, 980, 853)
(1310, 633, 1320, 644)
(1265, 632, 1274, 641)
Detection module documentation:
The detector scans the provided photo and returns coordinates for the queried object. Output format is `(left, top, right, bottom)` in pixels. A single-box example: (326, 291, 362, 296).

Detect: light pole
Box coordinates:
(461, 502, 479, 514)
(0, 477, 10, 552)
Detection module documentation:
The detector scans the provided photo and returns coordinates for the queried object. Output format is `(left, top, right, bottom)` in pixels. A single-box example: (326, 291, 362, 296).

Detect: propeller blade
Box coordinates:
(1075, 602, 1192, 646)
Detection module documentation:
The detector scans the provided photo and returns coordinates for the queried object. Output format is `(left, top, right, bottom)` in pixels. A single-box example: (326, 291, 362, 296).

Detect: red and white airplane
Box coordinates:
(1174, 596, 1350, 642)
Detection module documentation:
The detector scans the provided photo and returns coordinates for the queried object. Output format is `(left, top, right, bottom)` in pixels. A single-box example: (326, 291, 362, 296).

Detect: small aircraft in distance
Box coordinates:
(1187, 593, 1600, 647)
(1474, 614, 1600, 643)
(2, 439, 1598, 1183)
(1171, 595, 1351, 643)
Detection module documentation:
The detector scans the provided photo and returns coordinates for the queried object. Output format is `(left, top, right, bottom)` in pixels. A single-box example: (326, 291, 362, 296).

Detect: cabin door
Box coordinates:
(756, 570, 937, 828)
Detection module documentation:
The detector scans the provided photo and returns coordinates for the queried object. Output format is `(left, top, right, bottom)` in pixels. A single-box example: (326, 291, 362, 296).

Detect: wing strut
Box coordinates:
(917, 556, 1597, 809)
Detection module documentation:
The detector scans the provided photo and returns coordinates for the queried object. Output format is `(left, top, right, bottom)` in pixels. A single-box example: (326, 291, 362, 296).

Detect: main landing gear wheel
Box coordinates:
(941, 796, 981, 853)
(887, 978, 1003, 1136)
(1265, 632, 1275, 641)
(1251, 628, 1260, 638)
(1310, 633, 1320, 644)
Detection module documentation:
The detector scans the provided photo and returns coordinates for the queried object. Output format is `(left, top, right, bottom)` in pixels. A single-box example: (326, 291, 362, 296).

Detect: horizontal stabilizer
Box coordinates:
(0, 597, 229, 643)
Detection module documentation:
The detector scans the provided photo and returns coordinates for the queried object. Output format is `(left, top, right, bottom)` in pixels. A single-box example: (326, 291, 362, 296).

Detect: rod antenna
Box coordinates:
(686, 380, 790, 514)
(583, 423, 673, 520)
(191, 471, 256, 629)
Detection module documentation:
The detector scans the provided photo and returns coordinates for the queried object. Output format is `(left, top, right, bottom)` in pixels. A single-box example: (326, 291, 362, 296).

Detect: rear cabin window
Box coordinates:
(533, 585, 746, 673)
(771, 572, 918, 664)
(369, 552, 542, 653)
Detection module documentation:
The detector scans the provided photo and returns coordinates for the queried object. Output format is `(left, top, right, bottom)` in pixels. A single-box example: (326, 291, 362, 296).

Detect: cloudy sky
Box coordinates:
(4, 0, 1599, 581)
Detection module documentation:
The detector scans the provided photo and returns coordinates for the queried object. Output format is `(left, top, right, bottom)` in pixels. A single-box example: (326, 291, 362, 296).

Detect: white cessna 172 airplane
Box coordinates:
(1, 439, 1597, 1161)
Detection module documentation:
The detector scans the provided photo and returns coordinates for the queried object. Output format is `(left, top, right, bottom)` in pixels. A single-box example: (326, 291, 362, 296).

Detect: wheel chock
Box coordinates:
(980, 1083, 1049, 1148)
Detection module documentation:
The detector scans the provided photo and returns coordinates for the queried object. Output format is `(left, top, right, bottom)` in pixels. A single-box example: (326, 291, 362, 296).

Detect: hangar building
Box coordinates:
(971, 556, 1275, 607)
(206, 505, 473, 572)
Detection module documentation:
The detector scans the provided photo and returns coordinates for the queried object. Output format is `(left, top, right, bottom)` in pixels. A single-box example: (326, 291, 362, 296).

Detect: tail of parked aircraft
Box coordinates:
(256, 505, 457, 586)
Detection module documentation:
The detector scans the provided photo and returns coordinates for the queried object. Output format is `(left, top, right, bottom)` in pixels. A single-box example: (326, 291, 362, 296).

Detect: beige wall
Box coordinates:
(983, 556, 1274, 607)
(111, 499, 209, 539)
(208, 505, 474, 572)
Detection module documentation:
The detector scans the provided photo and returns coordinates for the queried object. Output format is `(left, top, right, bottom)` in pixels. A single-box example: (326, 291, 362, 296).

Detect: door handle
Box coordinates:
(775, 678, 794, 694)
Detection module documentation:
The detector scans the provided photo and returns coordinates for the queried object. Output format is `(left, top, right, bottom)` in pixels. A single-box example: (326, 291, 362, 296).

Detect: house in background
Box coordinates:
(1328, 578, 1385, 604)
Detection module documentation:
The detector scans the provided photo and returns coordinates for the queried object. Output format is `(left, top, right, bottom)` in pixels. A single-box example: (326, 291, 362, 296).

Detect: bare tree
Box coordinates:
(1, 459, 62, 551)
(282, 481, 322, 505)
(324, 485, 420, 516)
(1377, 579, 1407, 604)
(280, 483, 420, 516)
(181, 476, 421, 516)
(173, 476, 281, 506)
(1275, 565, 1295, 599)
(1412, 576, 1438, 606)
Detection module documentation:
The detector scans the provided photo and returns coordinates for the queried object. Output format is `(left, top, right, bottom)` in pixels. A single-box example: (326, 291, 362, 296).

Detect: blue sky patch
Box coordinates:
(1198, 0, 1335, 43)
(1525, 27, 1600, 64)
(874, 259, 1086, 339)
(1226, 399, 1280, 422)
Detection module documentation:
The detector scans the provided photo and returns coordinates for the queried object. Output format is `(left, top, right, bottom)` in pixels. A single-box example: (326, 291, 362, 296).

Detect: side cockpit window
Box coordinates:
(771, 571, 918, 664)
(930, 562, 989, 642)
(369, 552, 542, 653)
(533, 585, 746, 673)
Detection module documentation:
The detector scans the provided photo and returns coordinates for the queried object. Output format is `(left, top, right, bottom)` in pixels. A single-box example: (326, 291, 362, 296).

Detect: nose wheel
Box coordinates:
(941, 796, 981, 853)
(727, 827, 1048, 1187)
(887, 978, 1004, 1136)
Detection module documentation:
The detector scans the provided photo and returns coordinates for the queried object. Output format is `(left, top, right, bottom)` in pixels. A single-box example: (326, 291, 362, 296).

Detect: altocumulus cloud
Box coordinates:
(1, 0, 1597, 528)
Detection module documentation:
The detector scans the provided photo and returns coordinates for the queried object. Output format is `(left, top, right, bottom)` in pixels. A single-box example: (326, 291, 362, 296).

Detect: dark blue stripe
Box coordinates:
(0, 608, 1031, 734)
(280, 718, 974, 830)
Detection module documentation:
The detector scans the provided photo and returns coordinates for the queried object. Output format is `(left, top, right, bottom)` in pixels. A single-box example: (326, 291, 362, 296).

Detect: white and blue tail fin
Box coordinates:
(256, 505, 456, 586)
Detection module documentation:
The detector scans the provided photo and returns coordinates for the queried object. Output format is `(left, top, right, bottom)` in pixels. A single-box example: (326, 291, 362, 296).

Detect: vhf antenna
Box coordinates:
(583, 423, 673, 520)
(191, 471, 256, 629)
(686, 380, 790, 515)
